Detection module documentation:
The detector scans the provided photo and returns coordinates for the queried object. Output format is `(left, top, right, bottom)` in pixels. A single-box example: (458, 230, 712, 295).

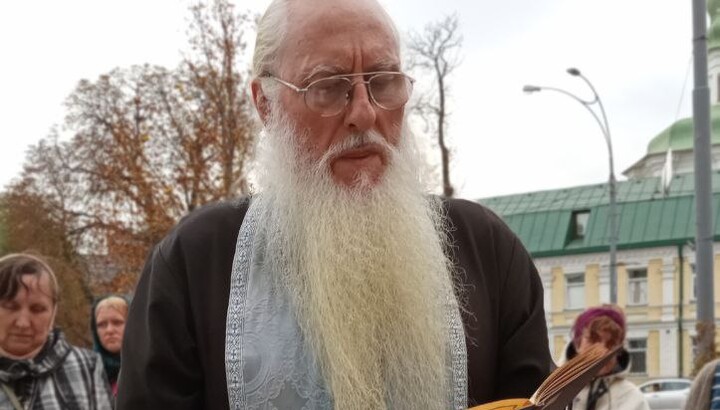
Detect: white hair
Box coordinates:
(253, 0, 288, 77)
(252, 0, 289, 98)
(251, 102, 456, 409)
(252, 0, 402, 85)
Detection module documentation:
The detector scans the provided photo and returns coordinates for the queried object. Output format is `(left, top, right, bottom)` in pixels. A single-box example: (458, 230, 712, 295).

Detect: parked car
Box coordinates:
(637, 378, 691, 410)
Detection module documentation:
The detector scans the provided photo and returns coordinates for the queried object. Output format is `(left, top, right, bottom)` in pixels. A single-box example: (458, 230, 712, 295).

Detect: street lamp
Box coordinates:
(523, 68, 619, 304)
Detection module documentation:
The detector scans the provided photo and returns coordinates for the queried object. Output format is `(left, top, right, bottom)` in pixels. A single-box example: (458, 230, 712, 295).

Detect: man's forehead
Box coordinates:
(284, 0, 398, 48)
(279, 0, 400, 79)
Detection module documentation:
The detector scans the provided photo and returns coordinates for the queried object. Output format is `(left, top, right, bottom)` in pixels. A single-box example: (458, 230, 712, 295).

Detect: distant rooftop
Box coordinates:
(478, 172, 720, 257)
(646, 105, 720, 155)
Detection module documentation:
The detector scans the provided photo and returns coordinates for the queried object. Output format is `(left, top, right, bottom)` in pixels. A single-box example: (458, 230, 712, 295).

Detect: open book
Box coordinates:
(470, 344, 622, 410)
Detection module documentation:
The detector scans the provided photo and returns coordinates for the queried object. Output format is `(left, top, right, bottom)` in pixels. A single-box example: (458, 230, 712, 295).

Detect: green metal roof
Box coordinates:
(646, 105, 720, 155)
(478, 172, 720, 258)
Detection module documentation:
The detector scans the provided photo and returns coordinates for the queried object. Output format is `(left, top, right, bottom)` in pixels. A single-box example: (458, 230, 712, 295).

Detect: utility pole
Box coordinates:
(692, 0, 716, 371)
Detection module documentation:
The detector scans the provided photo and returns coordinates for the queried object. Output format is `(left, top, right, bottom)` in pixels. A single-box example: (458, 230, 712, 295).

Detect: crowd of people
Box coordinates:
(0, 250, 663, 410)
(1, 0, 719, 409)
(0, 253, 129, 409)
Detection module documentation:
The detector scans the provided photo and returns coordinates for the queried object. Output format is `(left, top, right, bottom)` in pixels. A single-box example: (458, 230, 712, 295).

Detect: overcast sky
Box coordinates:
(0, 0, 694, 200)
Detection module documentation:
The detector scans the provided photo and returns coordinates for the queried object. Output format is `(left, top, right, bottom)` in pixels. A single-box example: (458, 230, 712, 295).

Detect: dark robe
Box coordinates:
(116, 197, 553, 409)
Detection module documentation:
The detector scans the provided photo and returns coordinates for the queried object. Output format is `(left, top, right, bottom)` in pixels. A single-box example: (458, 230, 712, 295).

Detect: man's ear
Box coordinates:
(251, 78, 271, 125)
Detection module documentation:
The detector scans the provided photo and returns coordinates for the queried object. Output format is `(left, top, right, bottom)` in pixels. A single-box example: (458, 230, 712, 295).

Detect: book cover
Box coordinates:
(470, 344, 622, 410)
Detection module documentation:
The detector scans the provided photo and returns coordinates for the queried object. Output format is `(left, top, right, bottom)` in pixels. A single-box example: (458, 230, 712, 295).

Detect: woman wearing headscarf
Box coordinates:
(561, 304, 649, 410)
(91, 295, 128, 396)
(0, 253, 113, 409)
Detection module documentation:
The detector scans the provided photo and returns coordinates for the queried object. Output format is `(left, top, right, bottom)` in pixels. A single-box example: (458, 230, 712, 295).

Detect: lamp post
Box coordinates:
(523, 68, 619, 304)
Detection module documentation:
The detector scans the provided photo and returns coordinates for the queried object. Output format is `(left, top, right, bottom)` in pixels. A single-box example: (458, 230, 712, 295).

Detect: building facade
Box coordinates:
(480, 175, 720, 382)
(479, 0, 720, 383)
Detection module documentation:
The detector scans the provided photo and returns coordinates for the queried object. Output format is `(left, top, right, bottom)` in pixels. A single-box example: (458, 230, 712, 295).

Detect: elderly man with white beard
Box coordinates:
(117, 0, 553, 409)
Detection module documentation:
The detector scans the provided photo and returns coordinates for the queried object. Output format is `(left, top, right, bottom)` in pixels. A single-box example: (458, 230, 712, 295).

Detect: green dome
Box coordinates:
(647, 3, 720, 155)
(711, 0, 720, 51)
(647, 105, 720, 154)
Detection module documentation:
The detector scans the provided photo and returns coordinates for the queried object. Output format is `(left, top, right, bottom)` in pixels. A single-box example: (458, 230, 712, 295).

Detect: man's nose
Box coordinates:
(14, 312, 31, 328)
(343, 82, 376, 131)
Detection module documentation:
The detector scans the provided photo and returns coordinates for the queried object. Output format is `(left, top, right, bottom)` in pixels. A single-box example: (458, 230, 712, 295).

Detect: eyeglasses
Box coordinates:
(266, 71, 415, 117)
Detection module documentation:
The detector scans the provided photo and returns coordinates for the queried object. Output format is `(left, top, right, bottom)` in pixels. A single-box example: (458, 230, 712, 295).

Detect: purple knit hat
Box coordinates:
(572, 305, 626, 347)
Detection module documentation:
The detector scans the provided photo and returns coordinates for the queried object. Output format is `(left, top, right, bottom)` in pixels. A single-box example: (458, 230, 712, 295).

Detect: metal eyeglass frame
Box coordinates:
(265, 71, 415, 117)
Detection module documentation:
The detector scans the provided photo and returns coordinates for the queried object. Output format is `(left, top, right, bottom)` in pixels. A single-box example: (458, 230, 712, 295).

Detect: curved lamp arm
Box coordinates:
(523, 68, 618, 304)
(523, 80, 614, 177)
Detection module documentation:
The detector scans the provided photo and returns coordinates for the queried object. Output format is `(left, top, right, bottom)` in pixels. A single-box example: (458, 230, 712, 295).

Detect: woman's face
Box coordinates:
(0, 274, 56, 357)
(578, 329, 618, 375)
(95, 306, 126, 354)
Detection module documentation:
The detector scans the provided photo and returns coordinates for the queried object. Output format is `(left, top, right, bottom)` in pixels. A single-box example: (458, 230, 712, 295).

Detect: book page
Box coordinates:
(469, 398, 533, 410)
(469, 344, 621, 410)
(531, 344, 621, 409)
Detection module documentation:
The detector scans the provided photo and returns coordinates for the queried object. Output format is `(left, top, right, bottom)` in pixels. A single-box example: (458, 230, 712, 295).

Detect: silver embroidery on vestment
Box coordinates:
(225, 199, 260, 409)
(225, 197, 468, 409)
(447, 289, 468, 409)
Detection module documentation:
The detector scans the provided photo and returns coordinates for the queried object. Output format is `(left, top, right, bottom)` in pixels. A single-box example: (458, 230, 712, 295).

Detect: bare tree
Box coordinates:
(407, 14, 462, 197)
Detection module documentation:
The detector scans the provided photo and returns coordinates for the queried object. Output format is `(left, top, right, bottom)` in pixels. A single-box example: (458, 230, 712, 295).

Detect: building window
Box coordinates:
(628, 338, 647, 374)
(565, 273, 585, 310)
(627, 268, 648, 305)
(571, 210, 590, 239)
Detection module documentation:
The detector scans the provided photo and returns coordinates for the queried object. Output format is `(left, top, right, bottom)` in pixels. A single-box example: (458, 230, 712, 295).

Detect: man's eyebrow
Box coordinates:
(368, 58, 401, 72)
(300, 65, 345, 83)
(299, 59, 402, 83)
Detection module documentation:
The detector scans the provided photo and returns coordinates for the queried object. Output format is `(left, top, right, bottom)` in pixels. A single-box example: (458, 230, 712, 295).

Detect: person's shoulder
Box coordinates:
(443, 196, 494, 218)
(442, 196, 514, 238)
(604, 372, 642, 396)
(689, 358, 720, 387)
(161, 196, 251, 246)
(175, 196, 251, 235)
(150, 197, 251, 267)
(64, 345, 103, 368)
(699, 357, 720, 374)
(610, 377, 645, 398)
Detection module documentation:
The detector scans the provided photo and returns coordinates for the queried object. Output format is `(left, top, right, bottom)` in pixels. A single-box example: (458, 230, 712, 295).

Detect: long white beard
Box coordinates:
(252, 109, 457, 409)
